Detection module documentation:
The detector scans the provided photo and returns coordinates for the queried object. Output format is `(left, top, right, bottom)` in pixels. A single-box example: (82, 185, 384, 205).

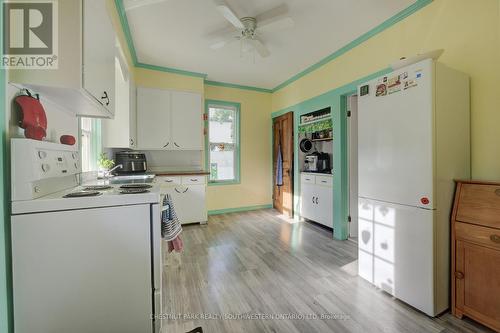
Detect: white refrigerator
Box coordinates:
(357, 59, 470, 316)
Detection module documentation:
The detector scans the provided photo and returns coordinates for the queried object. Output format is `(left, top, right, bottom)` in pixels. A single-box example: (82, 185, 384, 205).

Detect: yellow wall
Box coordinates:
(134, 68, 205, 93)
(272, 0, 500, 180)
(205, 85, 272, 210)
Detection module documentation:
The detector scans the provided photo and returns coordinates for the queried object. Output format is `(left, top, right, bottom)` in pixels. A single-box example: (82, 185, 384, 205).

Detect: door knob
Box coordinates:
(490, 234, 500, 243)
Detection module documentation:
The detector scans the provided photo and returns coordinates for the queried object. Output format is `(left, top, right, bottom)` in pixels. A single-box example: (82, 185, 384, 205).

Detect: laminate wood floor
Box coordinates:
(161, 209, 494, 333)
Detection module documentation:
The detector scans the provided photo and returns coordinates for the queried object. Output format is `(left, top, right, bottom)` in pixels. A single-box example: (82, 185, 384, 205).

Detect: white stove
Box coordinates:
(10, 139, 162, 333)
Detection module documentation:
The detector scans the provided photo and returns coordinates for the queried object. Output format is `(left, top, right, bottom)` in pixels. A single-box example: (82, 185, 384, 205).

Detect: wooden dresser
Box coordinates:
(451, 180, 500, 332)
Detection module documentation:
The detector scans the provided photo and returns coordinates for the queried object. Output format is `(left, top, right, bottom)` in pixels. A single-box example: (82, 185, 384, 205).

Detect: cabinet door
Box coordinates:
(137, 87, 171, 149)
(171, 91, 202, 150)
(455, 240, 500, 329)
(316, 186, 333, 227)
(301, 183, 316, 221)
(82, 0, 115, 114)
(102, 59, 135, 148)
(129, 82, 137, 148)
(171, 185, 206, 224)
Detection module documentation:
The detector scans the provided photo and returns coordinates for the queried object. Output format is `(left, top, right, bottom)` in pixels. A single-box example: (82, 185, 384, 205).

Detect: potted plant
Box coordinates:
(97, 153, 115, 178)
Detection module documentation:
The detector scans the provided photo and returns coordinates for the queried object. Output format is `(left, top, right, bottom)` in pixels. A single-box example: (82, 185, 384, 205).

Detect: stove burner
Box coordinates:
(63, 191, 102, 198)
(120, 188, 150, 195)
(119, 184, 152, 190)
(83, 185, 113, 191)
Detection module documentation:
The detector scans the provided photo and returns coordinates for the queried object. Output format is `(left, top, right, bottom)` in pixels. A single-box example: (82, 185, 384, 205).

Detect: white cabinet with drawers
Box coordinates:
(300, 173, 333, 228)
(156, 175, 207, 224)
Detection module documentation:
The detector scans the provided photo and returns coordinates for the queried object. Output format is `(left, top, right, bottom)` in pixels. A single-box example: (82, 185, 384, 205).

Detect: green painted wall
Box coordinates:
(272, 69, 389, 240)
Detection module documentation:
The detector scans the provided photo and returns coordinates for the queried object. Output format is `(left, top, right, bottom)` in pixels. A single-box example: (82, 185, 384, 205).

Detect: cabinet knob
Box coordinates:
(130, 139, 134, 146)
(163, 142, 169, 148)
(490, 234, 500, 243)
(312, 196, 315, 203)
(454, 271, 464, 279)
(316, 197, 319, 204)
(495, 189, 500, 196)
(174, 142, 180, 148)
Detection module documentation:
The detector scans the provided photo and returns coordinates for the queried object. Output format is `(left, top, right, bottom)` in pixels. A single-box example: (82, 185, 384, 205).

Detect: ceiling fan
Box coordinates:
(209, 0, 294, 58)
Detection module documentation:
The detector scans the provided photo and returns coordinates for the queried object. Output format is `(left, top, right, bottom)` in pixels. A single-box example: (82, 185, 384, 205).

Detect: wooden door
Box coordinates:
(273, 112, 294, 217)
(455, 240, 500, 330)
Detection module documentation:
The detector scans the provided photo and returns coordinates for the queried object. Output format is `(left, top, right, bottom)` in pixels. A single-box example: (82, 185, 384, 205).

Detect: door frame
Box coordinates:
(272, 112, 294, 217)
(346, 93, 358, 239)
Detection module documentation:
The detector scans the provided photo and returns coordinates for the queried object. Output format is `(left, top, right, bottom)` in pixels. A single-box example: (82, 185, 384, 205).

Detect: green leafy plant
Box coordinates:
(97, 153, 115, 170)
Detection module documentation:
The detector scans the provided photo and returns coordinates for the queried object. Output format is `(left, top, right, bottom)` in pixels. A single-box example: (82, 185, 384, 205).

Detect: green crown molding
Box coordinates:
(271, 0, 433, 92)
(205, 80, 272, 94)
(114, 0, 432, 93)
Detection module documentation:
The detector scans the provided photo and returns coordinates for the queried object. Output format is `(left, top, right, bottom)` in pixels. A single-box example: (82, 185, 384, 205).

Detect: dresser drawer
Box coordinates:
(301, 174, 315, 184)
(456, 184, 500, 228)
(315, 175, 333, 187)
(455, 222, 500, 251)
(156, 176, 181, 186)
(182, 175, 206, 185)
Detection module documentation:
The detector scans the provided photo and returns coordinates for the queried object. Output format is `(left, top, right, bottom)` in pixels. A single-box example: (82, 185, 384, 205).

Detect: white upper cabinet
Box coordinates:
(171, 91, 203, 150)
(9, 0, 116, 118)
(103, 57, 136, 148)
(82, 0, 116, 115)
(137, 87, 172, 150)
(136, 87, 203, 151)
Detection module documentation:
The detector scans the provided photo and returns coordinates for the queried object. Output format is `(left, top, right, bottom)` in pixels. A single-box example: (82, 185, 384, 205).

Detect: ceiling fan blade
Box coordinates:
(256, 4, 294, 32)
(210, 35, 239, 50)
(249, 38, 270, 58)
(124, 0, 168, 11)
(212, 0, 244, 29)
(257, 16, 294, 33)
(207, 26, 240, 49)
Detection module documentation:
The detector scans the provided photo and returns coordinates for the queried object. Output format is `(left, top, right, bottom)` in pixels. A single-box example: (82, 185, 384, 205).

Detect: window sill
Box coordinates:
(208, 180, 241, 186)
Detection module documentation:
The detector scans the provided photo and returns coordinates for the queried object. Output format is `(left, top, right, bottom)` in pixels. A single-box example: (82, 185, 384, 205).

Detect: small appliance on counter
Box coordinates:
(304, 152, 331, 173)
(115, 151, 147, 174)
(317, 152, 331, 173)
(304, 153, 318, 172)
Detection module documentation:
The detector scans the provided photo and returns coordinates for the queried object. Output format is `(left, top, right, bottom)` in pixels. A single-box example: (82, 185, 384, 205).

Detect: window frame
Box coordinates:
(205, 100, 241, 186)
(78, 117, 102, 172)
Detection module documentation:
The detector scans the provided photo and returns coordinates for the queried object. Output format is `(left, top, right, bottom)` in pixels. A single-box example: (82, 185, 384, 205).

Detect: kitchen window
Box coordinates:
(80, 117, 102, 172)
(205, 101, 240, 185)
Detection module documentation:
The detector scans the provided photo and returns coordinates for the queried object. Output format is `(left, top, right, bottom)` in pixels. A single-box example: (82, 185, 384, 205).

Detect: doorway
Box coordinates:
(273, 112, 294, 217)
(348, 95, 358, 239)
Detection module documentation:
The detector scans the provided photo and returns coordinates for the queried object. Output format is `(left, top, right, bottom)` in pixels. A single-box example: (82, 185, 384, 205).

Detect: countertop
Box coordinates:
(150, 170, 210, 176)
(301, 171, 333, 177)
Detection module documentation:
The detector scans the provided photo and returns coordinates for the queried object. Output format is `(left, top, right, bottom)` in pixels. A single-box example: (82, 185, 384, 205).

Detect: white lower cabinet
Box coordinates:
(300, 173, 333, 228)
(157, 176, 207, 224)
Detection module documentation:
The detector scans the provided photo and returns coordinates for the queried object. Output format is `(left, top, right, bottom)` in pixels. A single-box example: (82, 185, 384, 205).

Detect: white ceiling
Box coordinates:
(125, 0, 416, 89)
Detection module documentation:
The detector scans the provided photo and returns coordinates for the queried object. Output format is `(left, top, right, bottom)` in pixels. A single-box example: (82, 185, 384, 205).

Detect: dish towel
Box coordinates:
(161, 194, 183, 252)
(276, 143, 283, 186)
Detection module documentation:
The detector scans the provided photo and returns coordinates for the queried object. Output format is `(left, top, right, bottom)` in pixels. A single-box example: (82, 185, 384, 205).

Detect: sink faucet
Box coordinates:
(104, 164, 123, 178)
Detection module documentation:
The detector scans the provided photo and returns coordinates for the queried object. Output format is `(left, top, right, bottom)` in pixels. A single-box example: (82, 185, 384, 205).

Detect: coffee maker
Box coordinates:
(317, 152, 331, 173)
(304, 153, 318, 172)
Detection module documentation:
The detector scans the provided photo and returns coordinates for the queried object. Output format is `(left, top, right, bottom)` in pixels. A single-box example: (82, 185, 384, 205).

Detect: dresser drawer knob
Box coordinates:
(495, 189, 500, 196)
(454, 271, 464, 279)
(490, 234, 500, 243)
